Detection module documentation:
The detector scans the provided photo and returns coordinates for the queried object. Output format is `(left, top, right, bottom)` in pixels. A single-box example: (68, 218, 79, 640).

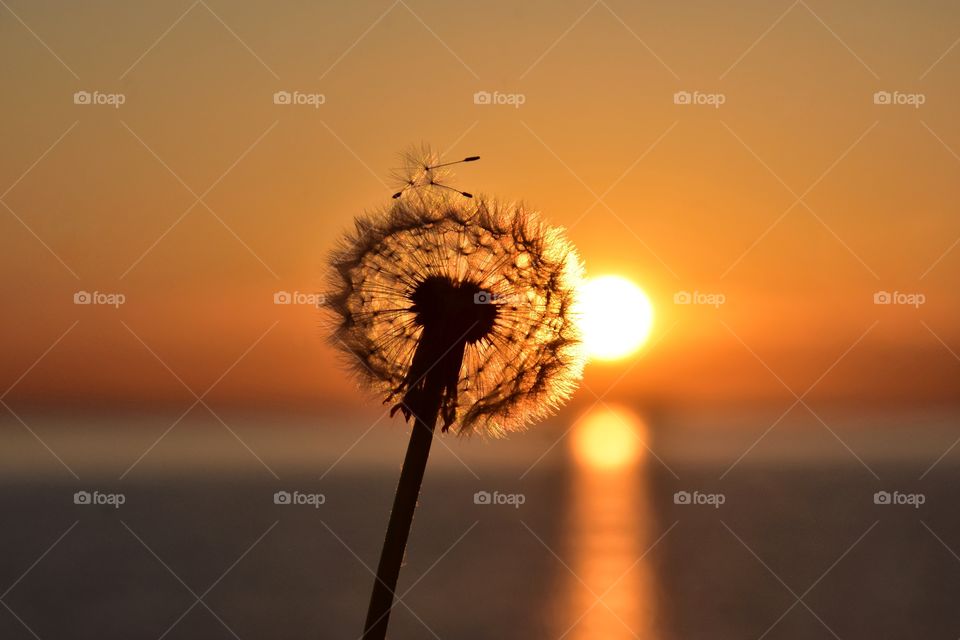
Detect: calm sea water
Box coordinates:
(1, 410, 958, 639)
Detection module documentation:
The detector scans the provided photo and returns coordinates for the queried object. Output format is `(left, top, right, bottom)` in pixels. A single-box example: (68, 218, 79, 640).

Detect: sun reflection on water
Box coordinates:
(560, 405, 658, 639)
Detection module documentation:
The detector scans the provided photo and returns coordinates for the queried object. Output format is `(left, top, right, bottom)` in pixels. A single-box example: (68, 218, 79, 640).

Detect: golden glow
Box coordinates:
(560, 405, 656, 639)
(578, 275, 654, 361)
(570, 405, 645, 470)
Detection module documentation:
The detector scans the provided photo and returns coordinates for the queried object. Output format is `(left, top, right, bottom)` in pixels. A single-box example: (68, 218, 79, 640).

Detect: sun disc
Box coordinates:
(578, 275, 654, 361)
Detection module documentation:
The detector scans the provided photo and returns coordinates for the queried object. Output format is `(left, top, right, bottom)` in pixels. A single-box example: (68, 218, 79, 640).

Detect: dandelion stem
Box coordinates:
(362, 392, 441, 640)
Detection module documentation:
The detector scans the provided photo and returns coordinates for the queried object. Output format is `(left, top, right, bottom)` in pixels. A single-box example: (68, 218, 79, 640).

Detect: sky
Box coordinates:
(1, 0, 959, 415)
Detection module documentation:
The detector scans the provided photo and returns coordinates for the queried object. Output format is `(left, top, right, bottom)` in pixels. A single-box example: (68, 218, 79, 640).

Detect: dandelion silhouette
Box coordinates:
(325, 146, 584, 640)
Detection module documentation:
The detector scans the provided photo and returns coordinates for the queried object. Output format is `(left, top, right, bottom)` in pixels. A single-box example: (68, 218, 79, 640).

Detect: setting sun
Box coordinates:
(578, 275, 654, 361)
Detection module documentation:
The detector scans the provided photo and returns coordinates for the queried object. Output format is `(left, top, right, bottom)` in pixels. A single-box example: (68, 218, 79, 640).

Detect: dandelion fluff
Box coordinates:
(326, 192, 584, 436)
(325, 148, 586, 640)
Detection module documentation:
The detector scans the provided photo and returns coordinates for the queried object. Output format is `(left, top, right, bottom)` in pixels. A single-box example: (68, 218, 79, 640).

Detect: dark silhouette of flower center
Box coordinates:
(409, 275, 498, 344)
(387, 275, 499, 431)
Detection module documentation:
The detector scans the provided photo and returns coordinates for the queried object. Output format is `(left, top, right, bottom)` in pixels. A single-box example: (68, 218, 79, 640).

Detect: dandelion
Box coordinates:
(324, 146, 584, 640)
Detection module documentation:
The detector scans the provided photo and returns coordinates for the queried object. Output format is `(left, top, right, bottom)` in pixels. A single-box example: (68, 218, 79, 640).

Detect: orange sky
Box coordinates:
(1, 0, 958, 414)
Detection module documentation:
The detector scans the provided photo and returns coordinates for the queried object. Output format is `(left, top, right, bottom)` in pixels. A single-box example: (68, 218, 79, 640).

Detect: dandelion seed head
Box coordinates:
(325, 184, 585, 437)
